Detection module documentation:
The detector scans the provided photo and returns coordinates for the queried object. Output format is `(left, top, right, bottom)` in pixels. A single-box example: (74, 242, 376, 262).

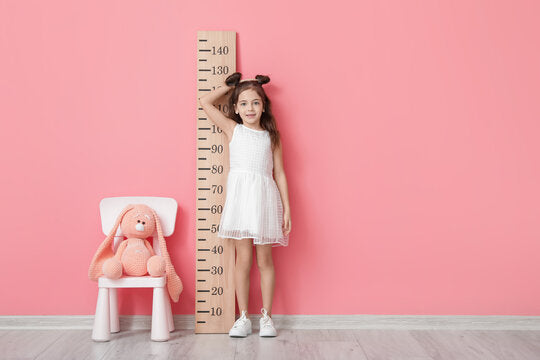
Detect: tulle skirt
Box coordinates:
(217, 169, 289, 247)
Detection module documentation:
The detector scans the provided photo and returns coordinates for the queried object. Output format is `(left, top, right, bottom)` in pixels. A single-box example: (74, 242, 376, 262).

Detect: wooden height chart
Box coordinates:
(195, 31, 236, 334)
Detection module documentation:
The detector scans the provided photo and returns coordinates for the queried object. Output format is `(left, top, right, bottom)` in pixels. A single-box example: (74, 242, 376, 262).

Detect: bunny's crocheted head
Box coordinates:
(88, 204, 183, 302)
(120, 205, 156, 239)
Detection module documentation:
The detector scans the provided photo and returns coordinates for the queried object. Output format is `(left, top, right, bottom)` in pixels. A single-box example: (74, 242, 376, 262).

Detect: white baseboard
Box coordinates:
(1, 315, 540, 331)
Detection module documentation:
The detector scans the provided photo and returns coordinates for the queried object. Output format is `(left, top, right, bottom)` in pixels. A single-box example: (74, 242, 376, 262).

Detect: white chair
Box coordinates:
(92, 196, 178, 342)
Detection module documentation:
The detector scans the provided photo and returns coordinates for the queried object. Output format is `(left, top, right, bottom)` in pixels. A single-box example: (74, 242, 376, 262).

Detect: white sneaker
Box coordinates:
(259, 308, 277, 337)
(229, 310, 252, 337)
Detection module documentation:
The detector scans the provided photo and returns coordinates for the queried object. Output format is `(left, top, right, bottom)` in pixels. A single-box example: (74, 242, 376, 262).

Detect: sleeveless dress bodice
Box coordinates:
(229, 124, 273, 177)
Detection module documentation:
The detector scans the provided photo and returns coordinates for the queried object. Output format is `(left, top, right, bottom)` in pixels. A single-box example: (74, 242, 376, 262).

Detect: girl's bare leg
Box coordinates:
(234, 238, 253, 313)
(255, 244, 275, 316)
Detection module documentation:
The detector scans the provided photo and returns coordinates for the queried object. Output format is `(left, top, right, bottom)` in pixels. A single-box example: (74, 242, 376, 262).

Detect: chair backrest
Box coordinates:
(99, 196, 178, 254)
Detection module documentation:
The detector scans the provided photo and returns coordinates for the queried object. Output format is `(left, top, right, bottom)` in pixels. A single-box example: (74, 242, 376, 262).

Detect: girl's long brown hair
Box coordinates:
(225, 72, 281, 151)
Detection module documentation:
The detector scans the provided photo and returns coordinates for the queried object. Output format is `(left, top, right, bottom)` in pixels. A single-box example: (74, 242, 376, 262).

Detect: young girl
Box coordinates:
(198, 72, 291, 338)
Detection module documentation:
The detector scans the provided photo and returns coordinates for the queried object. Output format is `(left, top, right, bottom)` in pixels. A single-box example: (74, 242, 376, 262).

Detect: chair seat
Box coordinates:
(98, 276, 166, 288)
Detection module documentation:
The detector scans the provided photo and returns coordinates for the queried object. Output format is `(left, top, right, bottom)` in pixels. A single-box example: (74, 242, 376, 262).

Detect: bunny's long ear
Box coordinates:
(151, 208, 183, 302)
(88, 204, 135, 281)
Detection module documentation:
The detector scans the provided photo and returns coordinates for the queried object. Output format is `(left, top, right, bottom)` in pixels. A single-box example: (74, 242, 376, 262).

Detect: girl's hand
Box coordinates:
(216, 84, 231, 91)
(282, 211, 291, 236)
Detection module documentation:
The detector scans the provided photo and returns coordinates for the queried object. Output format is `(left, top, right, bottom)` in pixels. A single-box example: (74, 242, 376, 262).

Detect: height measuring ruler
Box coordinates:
(195, 31, 236, 333)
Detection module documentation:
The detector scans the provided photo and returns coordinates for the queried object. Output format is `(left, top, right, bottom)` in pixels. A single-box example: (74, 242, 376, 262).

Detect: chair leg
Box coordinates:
(109, 288, 120, 333)
(92, 287, 111, 341)
(165, 294, 174, 332)
(151, 287, 170, 341)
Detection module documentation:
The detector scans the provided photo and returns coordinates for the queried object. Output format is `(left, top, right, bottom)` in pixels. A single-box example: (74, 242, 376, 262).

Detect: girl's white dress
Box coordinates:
(217, 123, 289, 247)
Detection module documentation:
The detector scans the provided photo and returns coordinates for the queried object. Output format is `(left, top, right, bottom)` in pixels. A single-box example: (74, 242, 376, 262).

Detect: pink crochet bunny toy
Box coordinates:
(88, 204, 183, 302)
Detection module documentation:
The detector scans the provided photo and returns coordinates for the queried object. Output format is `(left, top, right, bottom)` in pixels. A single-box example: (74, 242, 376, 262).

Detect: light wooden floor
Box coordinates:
(2, 329, 540, 360)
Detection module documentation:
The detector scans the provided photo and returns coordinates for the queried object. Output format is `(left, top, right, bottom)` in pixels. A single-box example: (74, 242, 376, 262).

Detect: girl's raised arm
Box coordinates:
(198, 84, 237, 141)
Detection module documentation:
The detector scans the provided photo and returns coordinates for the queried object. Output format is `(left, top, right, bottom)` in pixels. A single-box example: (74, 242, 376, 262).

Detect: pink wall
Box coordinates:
(1, 0, 539, 316)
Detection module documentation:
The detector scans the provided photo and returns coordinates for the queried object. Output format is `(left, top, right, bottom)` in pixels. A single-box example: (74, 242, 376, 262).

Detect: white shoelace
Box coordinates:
(261, 317, 274, 329)
(233, 314, 249, 329)
(260, 308, 274, 329)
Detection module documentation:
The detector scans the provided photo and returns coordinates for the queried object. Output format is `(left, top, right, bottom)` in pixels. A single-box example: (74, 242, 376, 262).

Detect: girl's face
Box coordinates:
(235, 89, 264, 127)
